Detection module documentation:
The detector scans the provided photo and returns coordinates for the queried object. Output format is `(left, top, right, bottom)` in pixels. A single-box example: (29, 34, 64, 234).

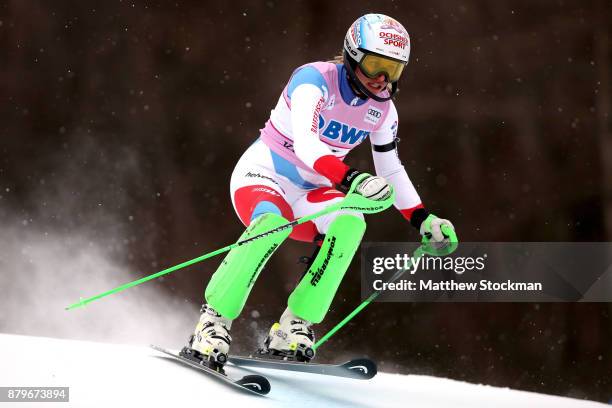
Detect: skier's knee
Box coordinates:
(250, 200, 282, 222)
(336, 210, 364, 221)
(316, 211, 364, 235)
(248, 212, 290, 229)
(331, 213, 366, 240)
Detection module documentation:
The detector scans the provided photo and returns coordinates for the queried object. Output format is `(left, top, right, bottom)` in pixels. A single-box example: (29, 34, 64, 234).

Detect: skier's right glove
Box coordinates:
(340, 168, 392, 201)
(419, 214, 458, 256)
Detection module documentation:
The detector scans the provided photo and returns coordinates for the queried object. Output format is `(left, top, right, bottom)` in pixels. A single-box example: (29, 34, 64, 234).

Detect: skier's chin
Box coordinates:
(362, 81, 388, 95)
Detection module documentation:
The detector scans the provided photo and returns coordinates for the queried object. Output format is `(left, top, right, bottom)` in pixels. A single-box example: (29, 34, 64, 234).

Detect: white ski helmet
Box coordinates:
(343, 14, 410, 102)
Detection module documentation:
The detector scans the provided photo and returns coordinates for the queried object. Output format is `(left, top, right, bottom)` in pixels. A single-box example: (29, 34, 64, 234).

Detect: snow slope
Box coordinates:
(0, 333, 605, 408)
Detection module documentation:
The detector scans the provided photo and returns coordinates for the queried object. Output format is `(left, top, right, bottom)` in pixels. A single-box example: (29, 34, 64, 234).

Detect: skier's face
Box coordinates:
(355, 67, 389, 95)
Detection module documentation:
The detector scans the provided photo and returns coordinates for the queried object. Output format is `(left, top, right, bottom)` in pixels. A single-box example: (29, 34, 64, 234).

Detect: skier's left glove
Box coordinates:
(340, 169, 392, 201)
(419, 214, 458, 256)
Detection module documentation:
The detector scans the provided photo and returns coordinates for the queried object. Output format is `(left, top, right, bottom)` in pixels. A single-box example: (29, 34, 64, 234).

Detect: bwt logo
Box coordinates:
(318, 117, 369, 144)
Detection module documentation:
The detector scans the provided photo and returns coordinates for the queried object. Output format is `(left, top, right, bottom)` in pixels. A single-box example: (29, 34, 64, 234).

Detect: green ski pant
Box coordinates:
(205, 213, 291, 319)
(288, 214, 366, 324)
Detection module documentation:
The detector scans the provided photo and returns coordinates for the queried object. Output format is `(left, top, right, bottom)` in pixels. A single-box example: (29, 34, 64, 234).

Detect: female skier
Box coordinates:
(182, 13, 457, 369)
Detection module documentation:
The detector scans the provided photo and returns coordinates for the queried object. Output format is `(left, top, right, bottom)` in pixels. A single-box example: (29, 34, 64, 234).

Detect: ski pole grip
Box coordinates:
(346, 172, 369, 195)
(441, 224, 458, 242)
(341, 173, 395, 215)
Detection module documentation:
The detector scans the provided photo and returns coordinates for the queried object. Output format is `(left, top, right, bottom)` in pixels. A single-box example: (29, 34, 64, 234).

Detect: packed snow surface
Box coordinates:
(0, 333, 605, 408)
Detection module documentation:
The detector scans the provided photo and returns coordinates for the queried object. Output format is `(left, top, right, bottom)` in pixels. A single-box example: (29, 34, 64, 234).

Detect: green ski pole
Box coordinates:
(66, 174, 394, 311)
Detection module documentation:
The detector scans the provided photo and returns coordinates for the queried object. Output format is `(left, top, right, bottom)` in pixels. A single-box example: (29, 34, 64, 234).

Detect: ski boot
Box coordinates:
(260, 307, 315, 362)
(181, 304, 232, 373)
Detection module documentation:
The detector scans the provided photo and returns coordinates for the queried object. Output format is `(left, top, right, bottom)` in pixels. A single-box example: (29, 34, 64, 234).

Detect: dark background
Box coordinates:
(1, 0, 611, 402)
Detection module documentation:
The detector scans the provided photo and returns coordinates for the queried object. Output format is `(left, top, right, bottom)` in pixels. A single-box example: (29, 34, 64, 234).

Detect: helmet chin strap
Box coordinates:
(347, 76, 367, 100)
(343, 52, 397, 103)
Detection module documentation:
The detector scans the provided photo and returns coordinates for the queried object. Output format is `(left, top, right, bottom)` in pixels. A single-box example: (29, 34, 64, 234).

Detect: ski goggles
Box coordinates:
(359, 53, 406, 82)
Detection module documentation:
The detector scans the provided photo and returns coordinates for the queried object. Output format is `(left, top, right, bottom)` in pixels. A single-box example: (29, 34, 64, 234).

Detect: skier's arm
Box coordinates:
(369, 104, 428, 228)
(370, 105, 457, 249)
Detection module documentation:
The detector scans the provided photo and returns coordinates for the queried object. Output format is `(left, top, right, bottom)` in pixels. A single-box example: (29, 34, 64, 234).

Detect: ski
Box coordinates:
(228, 355, 377, 380)
(150, 345, 271, 396)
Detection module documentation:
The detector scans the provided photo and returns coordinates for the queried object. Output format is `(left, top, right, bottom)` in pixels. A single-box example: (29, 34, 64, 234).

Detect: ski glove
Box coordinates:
(419, 214, 458, 256)
(340, 169, 392, 201)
